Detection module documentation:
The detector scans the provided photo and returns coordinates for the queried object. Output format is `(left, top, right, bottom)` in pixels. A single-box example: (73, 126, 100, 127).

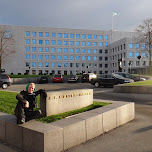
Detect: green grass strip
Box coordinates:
(125, 79, 152, 86)
(36, 101, 110, 123)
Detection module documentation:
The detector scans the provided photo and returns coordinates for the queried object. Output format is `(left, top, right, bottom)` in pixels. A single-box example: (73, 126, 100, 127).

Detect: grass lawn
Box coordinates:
(125, 79, 152, 86)
(0, 91, 110, 123)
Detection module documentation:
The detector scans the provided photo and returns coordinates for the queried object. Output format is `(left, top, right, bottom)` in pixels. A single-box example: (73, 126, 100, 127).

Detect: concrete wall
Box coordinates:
(114, 85, 152, 94)
(40, 89, 93, 116)
(0, 100, 135, 152)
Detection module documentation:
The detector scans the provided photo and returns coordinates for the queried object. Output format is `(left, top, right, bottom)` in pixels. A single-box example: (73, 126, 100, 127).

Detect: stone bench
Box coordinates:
(0, 100, 135, 152)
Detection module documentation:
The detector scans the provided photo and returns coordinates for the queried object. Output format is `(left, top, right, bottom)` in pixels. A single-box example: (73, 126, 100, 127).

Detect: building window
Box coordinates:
(129, 44, 133, 49)
(39, 32, 43, 37)
(94, 56, 97, 60)
(32, 47, 36, 52)
(45, 55, 49, 60)
(93, 49, 97, 53)
(142, 52, 146, 57)
(88, 49, 91, 53)
(51, 48, 55, 53)
(105, 50, 108, 54)
(105, 57, 108, 61)
(93, 42, 97, 46)
(45, 63, 49, 67)
(26, 55, 30, 59)
(45, 32, 49, 37)
(136, 52, 140, 57)
(82, 56, 85, 60)
(136, 44, 139, 49)
(52, 33, 55, 37)
(58, 55, 61, 60)
(39, 47, 43, 52)
(70, 48, 74, 53)
(39, 62, 43, 67)
(64, 56, 67, 60)
(142, 61, 146, 66)
(26, 47, 30, 52)
(70, 56, 73, 60)
(26, 31, 30, 36)
(32, 62, 36, 67)
(33, 32, 36, 37)
(58, 40, 61, 45)
(45, 47, 49, 52)
(99, 57, 102, 60)
(99, 49, 102, 53)
(94, 35, 97, 39)
(105, 64, 108, 68)
(76, 63, 79, 67)
(99, 42, 102, 46)
(99, 64, 102, 68)
(25, 62, 29, 67)
(142, 44, 146, 49)
(129, 52, 133, 57)
(76, 41, 80, 46)
(39, 40, 43, 44)
(88, 42, 91, 46)
(136, 61, 139, 66)
(70, 41, 74, 46)
(76, 56, 80, 60)
(105, 42, 108, 47)
(70, 34, 74, 38)
(51, 40, 55, 45)
(76, 34, 80, 38)
(64, 48, 68, 53)
(64, 33, 68, 38)
(51, 55, 55, 60)
(88, 56, 91, 60)
(88, 34, 91, 39)
(58, 33, 62, 38)
(82, 49, 85, 53)
(51, 63, 55, 67)
(64, 63, 68, 67)
(82, 41, 85, 46)
(82, 34, 85, 39)
(64, 41, 68, 45)
(70, 63, 73, 67)
(45, 40, 49, 45)
(105, 35, 108, 40)
(32, 39, 36, 44)
(25, 39, 30, 44)
(99, 35, 102, 39)
(58, 63, 61, 67)
(76, 49, 80, 53)
(32, 54, 36, 59)
(58, 48, 62, 53)
(39, 55, 43, 60)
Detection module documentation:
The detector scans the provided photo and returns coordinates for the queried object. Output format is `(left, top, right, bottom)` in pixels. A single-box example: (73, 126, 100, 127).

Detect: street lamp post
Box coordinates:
(137, 55, 141, 81)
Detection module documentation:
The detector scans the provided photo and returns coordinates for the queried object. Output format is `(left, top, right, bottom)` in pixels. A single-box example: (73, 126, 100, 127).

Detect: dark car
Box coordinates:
(0, 74, 11, 89)
(53, 74, 63, 83)
(82, 73, 97, 83)
(90, 73, 134, 88)
(68, 75, 79, 83)
(37, 76, 48, 84)
(115, 72, 146, 81)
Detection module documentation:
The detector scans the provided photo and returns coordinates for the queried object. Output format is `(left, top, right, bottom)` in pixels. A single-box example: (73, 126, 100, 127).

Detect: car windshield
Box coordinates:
(70, 75, 76, 78)
(55, 75, 61, 77)
(112, 73, 125, 79)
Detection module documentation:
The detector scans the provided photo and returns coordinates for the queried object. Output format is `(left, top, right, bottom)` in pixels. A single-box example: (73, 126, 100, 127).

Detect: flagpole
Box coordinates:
(112, 13, 114, 31)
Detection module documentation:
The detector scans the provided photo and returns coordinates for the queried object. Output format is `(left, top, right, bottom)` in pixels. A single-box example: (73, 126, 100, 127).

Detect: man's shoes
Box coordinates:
(17, 118, 25, 124)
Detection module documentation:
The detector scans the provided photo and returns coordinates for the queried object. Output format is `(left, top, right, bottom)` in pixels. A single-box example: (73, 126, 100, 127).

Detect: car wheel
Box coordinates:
(2, 83, 8, 89)
(94, 82, 100, 88)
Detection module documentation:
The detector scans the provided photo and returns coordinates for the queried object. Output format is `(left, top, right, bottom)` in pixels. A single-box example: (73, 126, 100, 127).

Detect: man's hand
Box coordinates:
(25, 101, 29, 108)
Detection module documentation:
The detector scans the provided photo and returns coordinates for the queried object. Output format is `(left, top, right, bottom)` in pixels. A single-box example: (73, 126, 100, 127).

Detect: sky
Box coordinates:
(0, 0, 152, 32)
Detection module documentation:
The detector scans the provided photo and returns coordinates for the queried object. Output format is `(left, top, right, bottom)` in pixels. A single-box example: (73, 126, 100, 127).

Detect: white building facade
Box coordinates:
(1, 25, 149, 75)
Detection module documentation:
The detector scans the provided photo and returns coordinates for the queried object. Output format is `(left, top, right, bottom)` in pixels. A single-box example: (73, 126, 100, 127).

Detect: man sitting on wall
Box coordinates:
(14, 83, 45, 124)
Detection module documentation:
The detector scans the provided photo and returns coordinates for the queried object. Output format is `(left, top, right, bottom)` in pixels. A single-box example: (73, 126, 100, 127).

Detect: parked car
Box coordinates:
(0, 74, 11, 89)
(90, 73, 134, 88)
(37, 76, 48, 84)
(53, 74, 63, 83)
(115, 72, 146, 81)
(68, 75, 79, 83)
(82, 73, 97, 83)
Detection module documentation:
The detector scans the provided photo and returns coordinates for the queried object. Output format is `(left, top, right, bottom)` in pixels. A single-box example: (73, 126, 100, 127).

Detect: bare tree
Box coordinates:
(135, 19, 152, 74)
(0, 25, 16, 69)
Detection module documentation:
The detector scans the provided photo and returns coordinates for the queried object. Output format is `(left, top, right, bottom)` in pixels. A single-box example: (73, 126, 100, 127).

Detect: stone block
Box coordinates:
(0, 112, 15, 141)
(116, 103, 135, 127)
(5, 117, 23, 149)
(102, 109, 117, 132)
(23, 120, 63, 152)
(51, 117, 86, 150)
(71, 111, 103, 140)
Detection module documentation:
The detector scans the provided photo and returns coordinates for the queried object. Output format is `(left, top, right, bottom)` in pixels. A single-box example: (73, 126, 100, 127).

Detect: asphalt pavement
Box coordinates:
(0, 83, 152, 152)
